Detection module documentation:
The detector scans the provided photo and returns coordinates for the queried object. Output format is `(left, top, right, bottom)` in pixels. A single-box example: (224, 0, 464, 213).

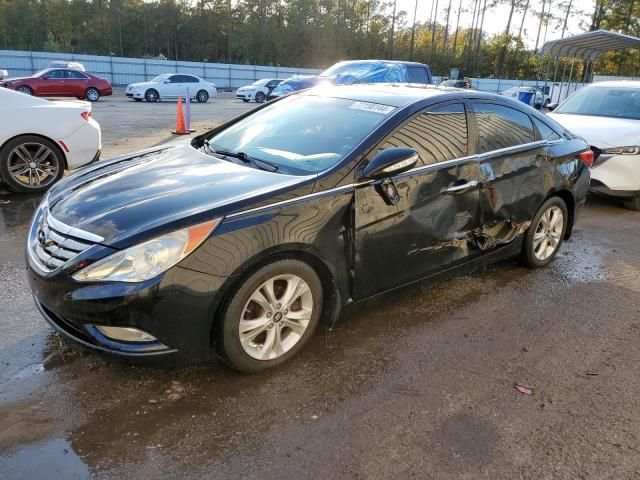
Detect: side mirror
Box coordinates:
(359, 147, 419, 180)
(546, 102, 558, 111)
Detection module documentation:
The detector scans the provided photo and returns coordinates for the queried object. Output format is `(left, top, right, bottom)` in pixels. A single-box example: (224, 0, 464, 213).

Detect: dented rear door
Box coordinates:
(470, 101, 548, 250)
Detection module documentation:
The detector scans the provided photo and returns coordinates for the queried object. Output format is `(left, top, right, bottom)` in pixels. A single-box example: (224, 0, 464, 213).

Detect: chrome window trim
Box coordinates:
(225, 141, 551, 219)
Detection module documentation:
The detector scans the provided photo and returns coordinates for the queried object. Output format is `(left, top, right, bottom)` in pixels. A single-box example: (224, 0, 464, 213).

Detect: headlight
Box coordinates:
(601, 146, 640, 155)
(72, 218, 222, 282)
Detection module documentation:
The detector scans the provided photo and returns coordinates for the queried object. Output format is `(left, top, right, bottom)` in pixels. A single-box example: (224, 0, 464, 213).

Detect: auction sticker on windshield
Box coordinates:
(349, 101, 395, 115)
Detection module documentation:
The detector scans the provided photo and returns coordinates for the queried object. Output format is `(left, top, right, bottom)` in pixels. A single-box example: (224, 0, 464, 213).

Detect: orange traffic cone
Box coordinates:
(172, 97, 188, 135)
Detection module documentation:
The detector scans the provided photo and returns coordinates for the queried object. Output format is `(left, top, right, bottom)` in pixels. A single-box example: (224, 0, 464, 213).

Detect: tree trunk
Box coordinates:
(430, 0, 439, 56)
(389, 0, 397, 59)
(534, 0, 547, 54)
(495, 0, 516, 77)
(443, 0, 453, 54)
(473, 0, 488, 76)
(451, 0, 463, 62)
(409, 0, 418, 60)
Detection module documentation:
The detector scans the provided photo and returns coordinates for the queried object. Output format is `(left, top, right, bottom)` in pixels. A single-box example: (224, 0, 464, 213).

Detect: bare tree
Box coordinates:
(409, 0, 418, 60)
(495, 0, 517, 77)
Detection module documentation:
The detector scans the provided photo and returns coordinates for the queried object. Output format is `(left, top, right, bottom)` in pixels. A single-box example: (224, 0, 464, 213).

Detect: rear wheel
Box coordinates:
(623, 196, 640, 211)
(0, 135, 64, 193)
(16, 86, 33, 96)
(255, 91, 266, 103)
(215, 259, 323, 373)
(520, 197, 568, 268)
(145, 89, 159, 102)
(196, 89, 209, 103)
(85, 87, 100, 102)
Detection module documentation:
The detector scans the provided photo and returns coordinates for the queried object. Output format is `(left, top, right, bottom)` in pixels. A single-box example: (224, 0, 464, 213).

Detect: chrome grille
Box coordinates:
(29, 206, 103, 273)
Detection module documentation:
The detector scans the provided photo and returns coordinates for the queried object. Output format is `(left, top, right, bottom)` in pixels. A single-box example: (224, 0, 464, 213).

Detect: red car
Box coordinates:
(0, 68, 112, 102)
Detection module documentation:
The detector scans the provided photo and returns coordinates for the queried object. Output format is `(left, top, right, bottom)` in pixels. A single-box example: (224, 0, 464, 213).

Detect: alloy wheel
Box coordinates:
(17, 86, 32, 95)
(86, 88, 99, 101)
(239, 274, 313, 361)
(7, 142, 60, 189)
(532, 206, 563, 261)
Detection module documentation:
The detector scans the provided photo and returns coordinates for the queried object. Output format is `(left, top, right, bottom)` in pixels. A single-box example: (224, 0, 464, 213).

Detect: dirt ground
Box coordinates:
(1, 90, 639, 479)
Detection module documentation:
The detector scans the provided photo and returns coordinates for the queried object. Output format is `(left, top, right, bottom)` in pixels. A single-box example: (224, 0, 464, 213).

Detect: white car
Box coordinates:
(500, 86, 551, 109)
(235, 78, 282, 103)
(125, 74, 217, 103)
(548, 81, 640, 210)
(0, 88, 101, 193)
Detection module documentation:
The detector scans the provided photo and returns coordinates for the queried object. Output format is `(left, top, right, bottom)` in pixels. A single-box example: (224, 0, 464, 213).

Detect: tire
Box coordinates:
(16, 86, 33, 96)
(85, 87, 100, 102)
(196, 89, 209, 103)
(622, 196, 640, 211)
(242, 98, 250, 103)
(255, 91, 266, 103)
(215, 258, 324, 373)
(0, 135, 65, 193)
(520, 197, 568, 268)
(145, 89, 159, 102)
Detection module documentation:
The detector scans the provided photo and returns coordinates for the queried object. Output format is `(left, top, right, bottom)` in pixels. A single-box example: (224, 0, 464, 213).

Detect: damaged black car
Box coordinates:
(27, 84, 591, 372)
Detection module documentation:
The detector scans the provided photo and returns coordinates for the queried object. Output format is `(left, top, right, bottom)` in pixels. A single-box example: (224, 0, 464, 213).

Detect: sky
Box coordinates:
(395, 0, 596, 49)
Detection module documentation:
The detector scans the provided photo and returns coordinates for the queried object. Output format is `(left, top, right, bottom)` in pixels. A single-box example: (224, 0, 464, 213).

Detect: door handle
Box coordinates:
(445, 180, 479, 193)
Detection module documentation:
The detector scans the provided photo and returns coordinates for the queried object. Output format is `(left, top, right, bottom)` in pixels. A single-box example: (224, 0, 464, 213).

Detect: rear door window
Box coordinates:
(45, 70, 65, 79)
(407, 66, 429, 84)
(532, 117, 561, 141)
(381, 102, 468, 166)
(66, 70, 89, 79)
(472, 102, 535, 153)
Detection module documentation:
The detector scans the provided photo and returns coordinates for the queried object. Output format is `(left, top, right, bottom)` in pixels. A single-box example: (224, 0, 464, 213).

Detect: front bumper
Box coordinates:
(235, 92, 252, 100)
(589, 153, 640, 198)
(126, 90, 144, 99)
(27, 258, 227, 361)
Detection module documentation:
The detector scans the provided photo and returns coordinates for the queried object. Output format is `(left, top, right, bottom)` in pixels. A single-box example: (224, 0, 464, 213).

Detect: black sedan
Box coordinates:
(26, 85, 591, 372)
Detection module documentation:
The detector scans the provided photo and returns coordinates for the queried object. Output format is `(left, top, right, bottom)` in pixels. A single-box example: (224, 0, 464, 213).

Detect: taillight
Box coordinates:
(81, 111, 91, 121)
(578, 150, 594, 168)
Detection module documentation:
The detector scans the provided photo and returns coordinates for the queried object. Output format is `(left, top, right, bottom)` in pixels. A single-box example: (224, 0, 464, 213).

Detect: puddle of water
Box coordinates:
(0, 438, 89, 480)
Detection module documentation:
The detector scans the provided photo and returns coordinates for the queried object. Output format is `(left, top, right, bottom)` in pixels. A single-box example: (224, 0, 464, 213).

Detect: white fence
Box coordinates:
(0, 49, 584, 101)
(0, 50, 320, 89)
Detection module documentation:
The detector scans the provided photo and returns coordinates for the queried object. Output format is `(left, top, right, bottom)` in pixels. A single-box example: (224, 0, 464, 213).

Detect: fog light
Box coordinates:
(94, 325, 158, 343)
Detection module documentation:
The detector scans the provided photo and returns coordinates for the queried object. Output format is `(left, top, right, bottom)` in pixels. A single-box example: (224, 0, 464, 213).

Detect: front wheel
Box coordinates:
(145, 89, 159, 102)
(195, 89, 209, 103)
(623, 196, 640, 211)
(16, 86, 33, 96)
(85, 87, 100, 102)
(215, 259, 324, 373)
(254, 91, 266, 103)
(520, 197, 568, 268)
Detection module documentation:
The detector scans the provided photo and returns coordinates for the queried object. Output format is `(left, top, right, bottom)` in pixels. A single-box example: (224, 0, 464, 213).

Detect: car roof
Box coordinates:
(301, 83, 514, 108)
(330, 59, 429, 67)
(585, 80, 640, 88)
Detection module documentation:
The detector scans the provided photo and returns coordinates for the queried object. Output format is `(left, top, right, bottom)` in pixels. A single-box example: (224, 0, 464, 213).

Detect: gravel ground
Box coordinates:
(0, 90, 639, 479)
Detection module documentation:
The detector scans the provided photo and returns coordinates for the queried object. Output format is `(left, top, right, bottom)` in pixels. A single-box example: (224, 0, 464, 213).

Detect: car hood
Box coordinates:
(46, 142, 313, 247)
(127, 82, 156, 89)
(1, 76, 31, 83)
(548, 113, 640, 147)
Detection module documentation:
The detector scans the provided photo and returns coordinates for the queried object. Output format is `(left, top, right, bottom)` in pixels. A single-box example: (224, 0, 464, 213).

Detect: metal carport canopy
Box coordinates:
(540, 30, 640, 61)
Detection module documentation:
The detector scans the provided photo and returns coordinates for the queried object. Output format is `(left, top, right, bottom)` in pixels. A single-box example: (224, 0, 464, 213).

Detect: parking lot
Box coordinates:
(1, 90, 640, 479)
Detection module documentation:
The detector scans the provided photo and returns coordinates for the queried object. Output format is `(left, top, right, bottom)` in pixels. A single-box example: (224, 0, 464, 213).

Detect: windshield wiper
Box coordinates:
(203, 140, 278, 172)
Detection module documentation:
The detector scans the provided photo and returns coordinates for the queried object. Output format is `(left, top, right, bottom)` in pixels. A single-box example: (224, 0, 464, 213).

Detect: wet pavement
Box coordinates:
(1, 192, 639, 479)
(1, 97, 640, 478)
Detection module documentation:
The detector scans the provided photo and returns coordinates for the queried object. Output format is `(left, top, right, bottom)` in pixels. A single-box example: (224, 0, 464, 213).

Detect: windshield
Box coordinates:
(33, 69, 51, 77)
(251, 79, 269, 86)
(151, 74, 170, 82)
(555, 86, 640, 120)
(204, 95, 394, 174)
(320, 62, 377, 78)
